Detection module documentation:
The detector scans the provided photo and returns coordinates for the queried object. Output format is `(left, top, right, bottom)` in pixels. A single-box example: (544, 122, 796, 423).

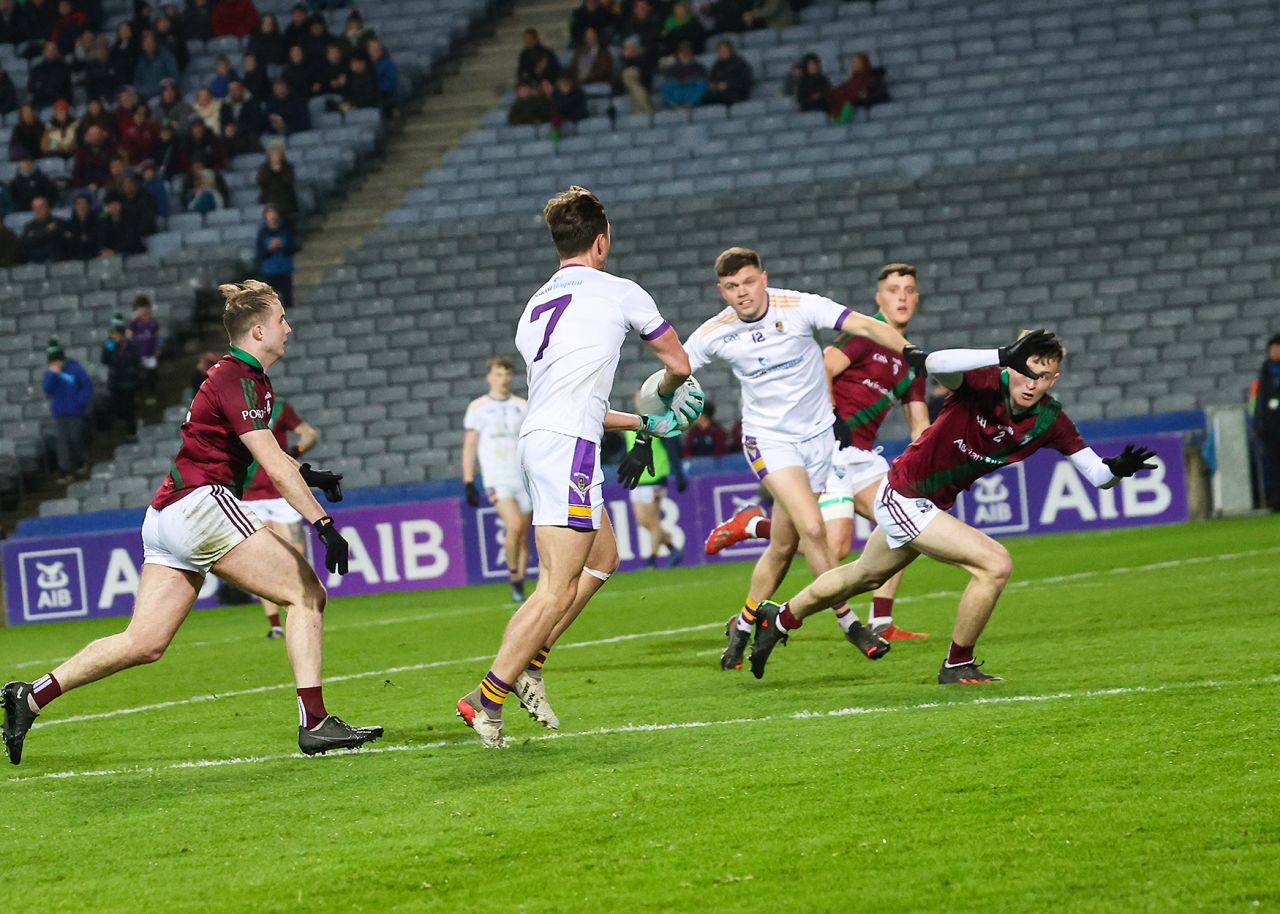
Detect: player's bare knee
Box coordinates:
(982, 543, 1013, 586)
(126, 634, 169, 665)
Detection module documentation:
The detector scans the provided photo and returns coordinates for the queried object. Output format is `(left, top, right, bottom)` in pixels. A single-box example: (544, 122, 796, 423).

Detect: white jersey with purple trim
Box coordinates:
(684, 287, 851, 442)
(516, 264, 669, 443)
(464, 394, 527, 487)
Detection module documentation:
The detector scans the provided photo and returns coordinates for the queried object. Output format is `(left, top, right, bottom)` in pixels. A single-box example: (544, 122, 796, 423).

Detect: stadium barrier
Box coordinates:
(2, 434, 1187, 625)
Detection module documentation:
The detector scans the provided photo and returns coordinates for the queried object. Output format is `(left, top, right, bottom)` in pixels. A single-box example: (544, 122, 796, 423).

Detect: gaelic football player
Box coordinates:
(747, 330, 1158, 683)
(455, 186, 699, 748)
(462, 355, 533, 602)
(3, 281, 381, 765)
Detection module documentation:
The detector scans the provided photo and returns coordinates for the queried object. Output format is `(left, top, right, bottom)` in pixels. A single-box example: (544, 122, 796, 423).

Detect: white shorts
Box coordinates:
(243, 496, 303, 525)
(486, 480, 533, 513)
(820, 444, 890, 521)
(742, 431, 833, 494)
(629, 483, 662, 505)
(872, 477, 943, 549)
(518, 430, 603, 530)
(143, 485, 264, 574)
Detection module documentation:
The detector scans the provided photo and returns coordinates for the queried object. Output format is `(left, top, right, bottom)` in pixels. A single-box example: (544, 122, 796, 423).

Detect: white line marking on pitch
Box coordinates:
(17, 545, 1280, 728)
(8, 674, 1278, 784)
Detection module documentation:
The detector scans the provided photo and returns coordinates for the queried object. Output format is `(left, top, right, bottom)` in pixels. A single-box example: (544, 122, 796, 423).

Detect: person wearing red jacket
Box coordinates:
(210, 0, 259, 38)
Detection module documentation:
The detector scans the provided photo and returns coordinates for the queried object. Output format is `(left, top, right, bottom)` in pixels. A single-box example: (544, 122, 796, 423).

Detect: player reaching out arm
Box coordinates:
(3, 280, 381, 767)
(746, 329, 1158, 684)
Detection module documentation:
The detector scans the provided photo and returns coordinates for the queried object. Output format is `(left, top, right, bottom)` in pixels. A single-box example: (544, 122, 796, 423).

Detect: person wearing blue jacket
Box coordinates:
(256, 204, 298, 308)
(42, 339, 94, 482)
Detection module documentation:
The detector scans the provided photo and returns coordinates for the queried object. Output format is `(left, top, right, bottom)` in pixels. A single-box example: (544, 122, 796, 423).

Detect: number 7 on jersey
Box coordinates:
(530, 294, 572, 362)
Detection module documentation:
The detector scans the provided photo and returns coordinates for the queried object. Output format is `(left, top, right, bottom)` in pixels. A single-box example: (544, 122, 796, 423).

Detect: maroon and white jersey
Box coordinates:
(152, 347, 274, 510)
(887, 367, 1085, 510)
(831, 329, 926, 450)
(243, 400, 303, 501)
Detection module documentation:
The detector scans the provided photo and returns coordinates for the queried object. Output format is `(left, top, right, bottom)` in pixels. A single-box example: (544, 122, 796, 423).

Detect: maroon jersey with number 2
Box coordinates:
(887, 367, 1085, 510)
(152, 348, 274, 510)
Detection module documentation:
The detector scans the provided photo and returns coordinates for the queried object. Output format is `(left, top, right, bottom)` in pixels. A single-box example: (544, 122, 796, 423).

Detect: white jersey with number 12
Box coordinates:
(516, 264, 670, 443)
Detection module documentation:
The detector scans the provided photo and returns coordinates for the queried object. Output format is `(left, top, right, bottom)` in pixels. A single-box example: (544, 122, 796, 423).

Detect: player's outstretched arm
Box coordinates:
(838, 311, 908, 353)
(241, 429, 327, 523)
(1067, 444, 1158, 490)
(604, 409, 684, 438)
(903, 329, 1058, 390)
(644, 325, 691, 397)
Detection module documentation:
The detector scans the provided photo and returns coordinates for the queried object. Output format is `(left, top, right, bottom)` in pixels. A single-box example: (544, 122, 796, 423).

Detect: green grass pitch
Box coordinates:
(2, 515, 1278, 913)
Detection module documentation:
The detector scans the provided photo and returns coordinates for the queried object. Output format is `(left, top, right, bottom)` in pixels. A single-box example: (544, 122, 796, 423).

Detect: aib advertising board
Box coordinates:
(3, 434, 1187, 625)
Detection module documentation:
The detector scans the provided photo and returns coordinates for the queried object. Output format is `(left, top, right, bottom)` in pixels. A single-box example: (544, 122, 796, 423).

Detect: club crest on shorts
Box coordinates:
(571, 472, 590, 496)
(916, 499, 933, 512)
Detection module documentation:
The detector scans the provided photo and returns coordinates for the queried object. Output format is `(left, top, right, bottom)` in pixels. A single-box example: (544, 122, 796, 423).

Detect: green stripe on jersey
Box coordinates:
(844, 370, 917, 431)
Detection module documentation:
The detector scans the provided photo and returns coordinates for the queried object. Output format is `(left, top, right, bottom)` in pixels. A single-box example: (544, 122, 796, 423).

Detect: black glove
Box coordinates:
(903, 344, 929, 375)
(998, 328, 1055, 379)
(299, 463, 343, 502)
(464, 481, 481, 507)
(1102, 444, 1158, 478)
(313, 515, 349, 575)
(832, 407, 853, 449)
(617, 433, 655, 490)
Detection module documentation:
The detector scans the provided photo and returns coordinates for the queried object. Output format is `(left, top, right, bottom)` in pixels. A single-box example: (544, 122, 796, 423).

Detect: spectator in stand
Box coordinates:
(132, 1, 154, 34)
(683, 399, 727, 457)
(660, 2, 705, 59)
(181, 0, 212, 42)
(186, 166, 223, 213)
(100, 195, 145, 255)
(128, 294, 161, 403)
(59, 192, 102, 260)
(178, 117, 227, 172)
(620, 0, 661, 69)
(15, 0, 57, 54)
(29, 42, 72, 107)
(282, 2, 309, 48)
(101, 151, 130, 200)
(210, 0, 258, 38)
(550, 73, 587, 126)
(71, 124, 116, 189)
(134, 28, 180, 99)
(340, 9, 373, 55)
(367, 37, 398, 113)
(709, 0, 752, 33)
(189, 349, 219, 395)
(114, 85, 141, 135)
(256, 205, 297, 307)
(248, 12, 285, 66)
(75, 97, 114, 145)
(703, 38, 753, 106)
(570, 26, 612, 87)
(516, 28, 559, 91)
(302, 13, 331, 64)
(21, 196, 62, 262)
(42, 338, 94, 482)
(209, 53, 238, 98)
(570, 0, 616, 49)
(0, 219, 22, 266)
(827, 51, 887, 121)
(745, 0, 793, 30)
(257, 139, 297, 222)
(265, 77, 310, 134)
(281, 42, 313, 97)
(613, 36, 654, 115)
(109, 21, 139, 88)
(192, 85, 222, 130)
(41, 99, 79, 157)
(180, 155, 228, 202)
(796, 53, 830, 113)
(118, 172, 158, 236)
(10, 156, 58, 210)
(507, 80, 551, 126)
(140, 158, 169, 218)
(340, 53, 378, 111)
(154, 12, 188, 69)
(9, 105, 46, 161)
(0, 0, 15, 45)
(121, 103, 161, 163)
(100, 314, 141, 439)
(51, 0, 89, 54)
(316, 42, 347, 98)
(220, 79, 264, 155)
(0, 63, 17, 116)
(241, 50, 270, 98)
(660, 41, 707, 109)
(152, 121, 179, 174)
(83, 37, 119, 100)
(155, 77, 192, 128)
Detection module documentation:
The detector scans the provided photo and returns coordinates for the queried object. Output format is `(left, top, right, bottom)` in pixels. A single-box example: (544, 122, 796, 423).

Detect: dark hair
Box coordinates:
(877, 262, 916, 283)
(487, 355, 515, 372)
(1268, 333, 1280, 349)
(1016, 328, 1067, 364)
(714, 246, 762, 278)
(543, 186, 609, 258)
(133, 294, 151, 309)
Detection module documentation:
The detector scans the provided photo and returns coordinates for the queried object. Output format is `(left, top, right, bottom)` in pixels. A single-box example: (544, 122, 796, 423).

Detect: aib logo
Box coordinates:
(19, 548, 88, 621)
(956, 464, 1028, 534)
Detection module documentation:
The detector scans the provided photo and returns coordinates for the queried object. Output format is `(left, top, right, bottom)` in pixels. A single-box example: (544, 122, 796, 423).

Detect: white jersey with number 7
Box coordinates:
(516, 264, 671, 443)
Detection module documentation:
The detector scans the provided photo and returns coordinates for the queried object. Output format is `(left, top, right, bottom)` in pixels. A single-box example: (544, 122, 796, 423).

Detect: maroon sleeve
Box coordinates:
(903, 370, 928, 404)
(955, 366, 1001, 398)
(840, 335, 869, 365)
(215, 370, 270, 436)
(277, 402, 302, 432)
(1046, 409, 1087, 456)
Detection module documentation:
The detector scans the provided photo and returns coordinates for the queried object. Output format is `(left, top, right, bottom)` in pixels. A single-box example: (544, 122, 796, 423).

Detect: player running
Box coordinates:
(684, 247, 911, 672)
(455, 186, 700, 748)
(746, 330, 1158, 683)
(462, 355, 532, 602)
(242, 395, 325, 638)
(2, 280, 381, 766)
(705, 263, 932, 640)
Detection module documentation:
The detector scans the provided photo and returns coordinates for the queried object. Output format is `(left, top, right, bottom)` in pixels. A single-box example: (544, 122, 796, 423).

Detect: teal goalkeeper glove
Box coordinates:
(641, 409, 683, 438)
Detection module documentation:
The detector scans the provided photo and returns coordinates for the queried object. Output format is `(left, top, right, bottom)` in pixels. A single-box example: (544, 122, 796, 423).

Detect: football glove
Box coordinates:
(299, 463, 343, 502)
(641, 409, 684, 439)
(464, 481, 481, 507)
(1102, 444, 1158, 478)
(832, 407, 853, 449)
(998, 328, 1055, 379)
(903, 344, 930, 375)
(618, 433, 655, 490)
(313, 516, 349, 575)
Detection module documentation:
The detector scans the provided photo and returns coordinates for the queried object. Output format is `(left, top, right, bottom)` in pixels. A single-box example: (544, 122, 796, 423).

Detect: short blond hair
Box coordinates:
(221, 280, 279, 343)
